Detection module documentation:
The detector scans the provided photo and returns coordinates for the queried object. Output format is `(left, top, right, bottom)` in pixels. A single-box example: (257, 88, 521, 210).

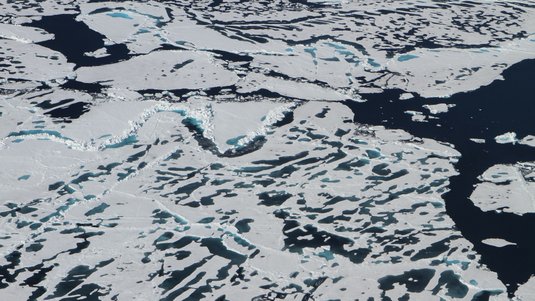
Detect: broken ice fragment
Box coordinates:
(520, 135, 535, 148)
(423, 103, 455, 115)
(494, 132, 517, 144)
(481, 238, 517, 248)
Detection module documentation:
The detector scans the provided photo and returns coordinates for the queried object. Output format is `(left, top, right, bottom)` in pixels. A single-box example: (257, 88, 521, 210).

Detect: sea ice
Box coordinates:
(0, 23, 54, 43)
(516, 276, 535, 301)
(470, 138, 486, 144)
(76, 50, 239, 90)
(0, 100, 506, 300)
(423, 103, 455, 115)
(520, 135, 535, 148)
(494, 132, 518, 144)
(470, 163, 535, 215)
(481, 238, 517, 248)
(2, 0, 535, 299)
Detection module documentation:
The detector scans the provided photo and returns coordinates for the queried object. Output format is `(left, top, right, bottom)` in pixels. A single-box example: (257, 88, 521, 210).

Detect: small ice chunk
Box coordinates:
(494, 132, 517, 144)
(84, 48, 109, 58)
(470, 138, 485, 144)
(481, 238, 517, 248)
(399, 92, 414, 100)
(423, 103, 455, 114)
(520, 135, 535, 147)
(405, 110, 427, 122)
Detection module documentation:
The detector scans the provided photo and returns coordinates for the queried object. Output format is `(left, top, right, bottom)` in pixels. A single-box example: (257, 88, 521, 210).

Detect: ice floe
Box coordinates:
(520, 135, 535, 148)
(481, 238, 517, 248)
(495, 132, 518, 144)
(470, 163, 535, 215)
(423, 103, 455, 115)
(404, 110, 427, 122)
(470, 138, 486, 144)
(76, 50, 239, 90)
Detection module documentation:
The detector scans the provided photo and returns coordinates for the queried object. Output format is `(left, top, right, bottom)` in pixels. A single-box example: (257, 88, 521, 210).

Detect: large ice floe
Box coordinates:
(0, 98, 507, 300)
(1, 0, 535, 300)
(76, 51, 240, 91)
(470, 163, 535, 215)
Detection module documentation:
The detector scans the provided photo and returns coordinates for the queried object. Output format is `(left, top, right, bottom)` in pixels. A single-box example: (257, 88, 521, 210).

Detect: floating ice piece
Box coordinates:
(494, 132, 518, 144)
(404, 110, 427, 122)
(470, 138, 485, 144)
(423, 103, 455, 114)
(399, 93, 414, 100)
(520, 135, 535, 148)
(470, 163, 535, 215)
(481, 238, 517, 248)
(84, 47, 109, 58)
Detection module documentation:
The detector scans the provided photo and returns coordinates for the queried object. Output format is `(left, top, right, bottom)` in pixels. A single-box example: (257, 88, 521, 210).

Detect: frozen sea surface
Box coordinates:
(1, 0, 535, 300)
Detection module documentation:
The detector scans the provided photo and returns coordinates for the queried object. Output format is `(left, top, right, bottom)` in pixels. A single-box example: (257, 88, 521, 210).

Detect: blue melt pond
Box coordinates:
(9, 129, 69, 140)
(398, 54, 418, 62)
(226, 135, 246, 146)
(18, 175, 31, 181)
(105, 135, 138, 149)
(107, 12, 133, 20)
